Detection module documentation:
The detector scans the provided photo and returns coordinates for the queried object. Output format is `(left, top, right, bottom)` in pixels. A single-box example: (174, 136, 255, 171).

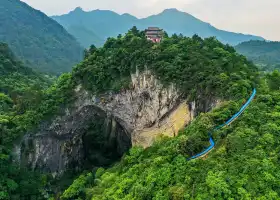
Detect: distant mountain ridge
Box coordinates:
(235, 40, 280, 71)
(0, 0, 84, 74)
(52, 7, 264, 48)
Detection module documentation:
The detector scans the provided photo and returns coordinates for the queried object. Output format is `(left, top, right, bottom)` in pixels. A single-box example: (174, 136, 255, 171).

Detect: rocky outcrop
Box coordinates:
(19, 106, 131, 176)
(16, 69, 220, 175)
(134, 102, 191, 148)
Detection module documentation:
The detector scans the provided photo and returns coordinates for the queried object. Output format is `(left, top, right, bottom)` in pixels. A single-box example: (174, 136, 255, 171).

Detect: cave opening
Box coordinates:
(81, 115, 132, 170)
(54, 114, 132, 193)
(18, 106, 133, 195)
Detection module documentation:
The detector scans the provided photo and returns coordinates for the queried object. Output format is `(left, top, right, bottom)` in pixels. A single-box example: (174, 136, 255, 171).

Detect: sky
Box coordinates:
(21, 0, 280, 41)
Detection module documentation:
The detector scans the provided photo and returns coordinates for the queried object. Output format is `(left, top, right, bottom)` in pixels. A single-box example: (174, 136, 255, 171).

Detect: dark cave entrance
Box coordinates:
(81, 115, 132, 169)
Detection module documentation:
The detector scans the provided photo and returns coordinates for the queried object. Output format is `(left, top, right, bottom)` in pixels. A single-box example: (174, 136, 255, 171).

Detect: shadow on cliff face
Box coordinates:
(18, 105, 132, 176)
(81, 116, 131, 169)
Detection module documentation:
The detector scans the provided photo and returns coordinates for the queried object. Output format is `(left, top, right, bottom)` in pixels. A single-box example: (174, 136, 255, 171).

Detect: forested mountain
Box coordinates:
(52, 7, 264, 48)
(52, 7, 138, 48)
(235, 40, 280, 71)
(2, 27, 280, 199)
(75, 84, 280, 200)
(0, 43, 52, 111)
(72, 28, 257, 98)
(59, 29, 280, 199)
(67, 25, 104, 48)
(0, 0, 84, 74)
(0, 42, 54, 199)
(0, 42, 80, 199)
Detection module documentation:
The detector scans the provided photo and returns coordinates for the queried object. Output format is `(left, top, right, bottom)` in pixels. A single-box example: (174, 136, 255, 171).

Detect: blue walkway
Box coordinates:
(188, 88, 256, 160)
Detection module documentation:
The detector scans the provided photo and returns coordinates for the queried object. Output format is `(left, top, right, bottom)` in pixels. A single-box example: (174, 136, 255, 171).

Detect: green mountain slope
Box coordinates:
(72, 29, 257, 98)
(52, 8, 264, 48)
(74, 87, 280, 200)
(52, 7, 139, 48)
(141, 9, 263, 45)
(3, 28, 280, 199)
(0, 42, 54, 199)
(0, 43, 52, 108)
(67, 25, 104, 48)
(0, 0, 84, 74)
(235, 40, 280, 71)
(56, 30, 280, 199)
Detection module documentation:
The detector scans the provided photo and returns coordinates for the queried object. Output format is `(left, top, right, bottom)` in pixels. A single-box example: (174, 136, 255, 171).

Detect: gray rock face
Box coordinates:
(17, 70, 219, 175)
(19, 106, 131, 176)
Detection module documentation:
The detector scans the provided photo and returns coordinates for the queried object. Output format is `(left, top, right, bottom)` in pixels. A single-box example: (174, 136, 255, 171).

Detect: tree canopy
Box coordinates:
(235, 40, 280, 71)
(0, 43, 75, 199)
(0, 0, 84, 74)
(59, 28, 280, 200)
(0, 42, 54, 199)
(1, 28, 279, 200)
(73, 28, 258, 102)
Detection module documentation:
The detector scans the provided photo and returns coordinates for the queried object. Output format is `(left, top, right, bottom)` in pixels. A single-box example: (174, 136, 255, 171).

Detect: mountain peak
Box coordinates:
(161, 8, 187, 15)
(159, 8, 192, 17)
(163, 8, 180, 12)
(73, 7, 84, 12)
(53, 7, 265, 46)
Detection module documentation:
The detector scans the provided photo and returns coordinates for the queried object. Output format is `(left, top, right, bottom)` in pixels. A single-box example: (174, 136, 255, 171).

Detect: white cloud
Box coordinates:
(20, 0, 280, 41)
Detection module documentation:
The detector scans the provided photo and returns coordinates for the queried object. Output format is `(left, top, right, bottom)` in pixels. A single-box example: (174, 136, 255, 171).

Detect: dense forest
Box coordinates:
(1, 27, 280, 199)
(73, 27, 257, 100)
(62, 29, 280, 199)
(0, 42, 51, 199)
(0, 42, 76, 199)
(64, 81, 280, 200)
(0, 0, 84, 74)
(235, 40, 280, 71)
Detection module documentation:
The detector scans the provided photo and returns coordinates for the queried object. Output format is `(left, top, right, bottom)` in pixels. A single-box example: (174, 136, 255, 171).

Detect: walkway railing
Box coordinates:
(188, 88, 256, 160)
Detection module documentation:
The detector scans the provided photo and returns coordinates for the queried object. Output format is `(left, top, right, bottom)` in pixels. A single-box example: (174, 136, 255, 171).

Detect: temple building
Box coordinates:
(145, 27, 164, 43)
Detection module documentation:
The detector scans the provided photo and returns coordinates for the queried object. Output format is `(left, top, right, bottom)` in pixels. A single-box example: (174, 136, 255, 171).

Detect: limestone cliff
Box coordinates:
(17, 70, 219, 175)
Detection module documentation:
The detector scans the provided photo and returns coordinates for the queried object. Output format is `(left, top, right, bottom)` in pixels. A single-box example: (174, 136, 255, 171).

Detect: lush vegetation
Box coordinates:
(73, 27, 258, 102)
(63, 82, 280, 200)
(1, 27, 278, 200)
(0, 42, 49, 199)
(235, 40, 280, 71)
(52, 7, 263, 48)
(67, 25, 104, 48)
(0, 0, 84, 74)
(59, 29, 280, 199)
(0, 42, 76, 199)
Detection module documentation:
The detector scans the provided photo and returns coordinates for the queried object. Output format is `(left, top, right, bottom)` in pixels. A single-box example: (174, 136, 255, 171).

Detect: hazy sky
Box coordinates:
(21, 0, 280, 41)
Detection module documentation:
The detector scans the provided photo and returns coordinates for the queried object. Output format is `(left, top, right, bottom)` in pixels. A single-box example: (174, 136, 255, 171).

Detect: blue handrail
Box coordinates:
(225, 88, 256, 126)
(188, 137, 215, 160)
(188, 88, 256, 160)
